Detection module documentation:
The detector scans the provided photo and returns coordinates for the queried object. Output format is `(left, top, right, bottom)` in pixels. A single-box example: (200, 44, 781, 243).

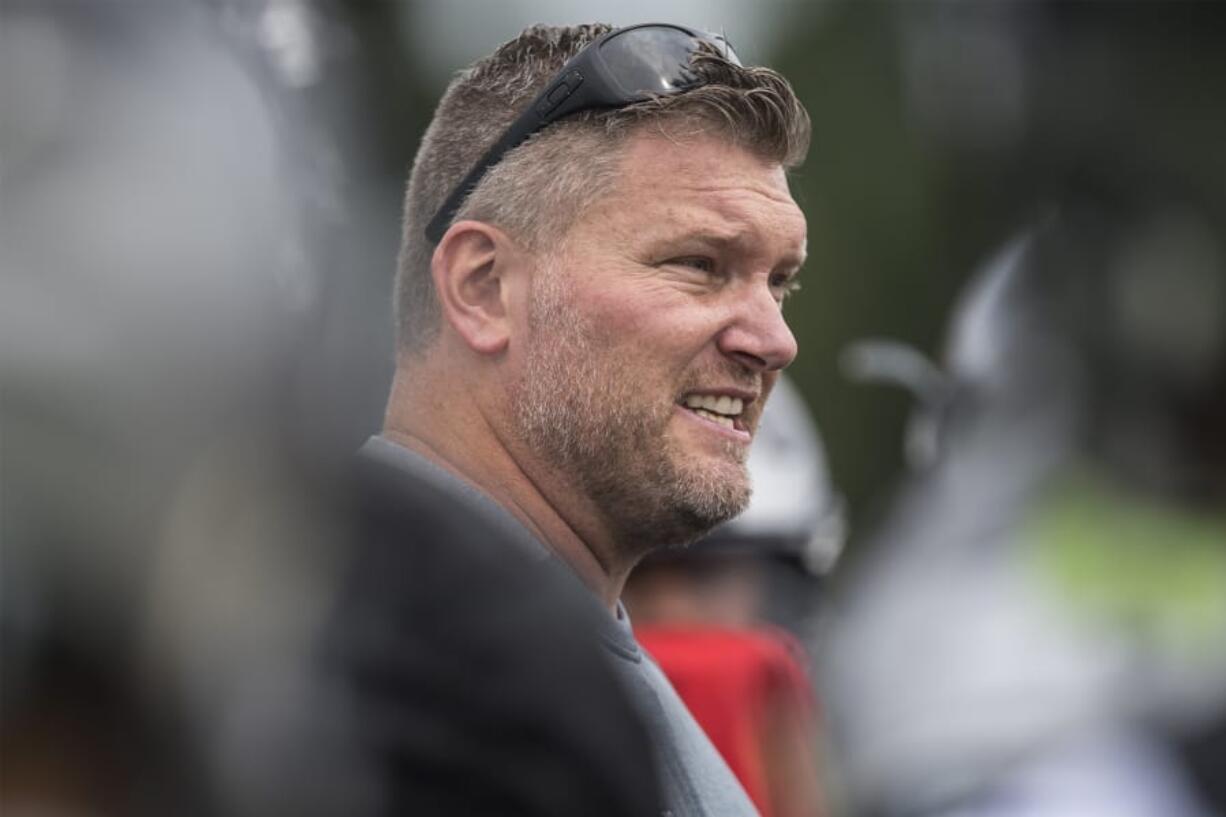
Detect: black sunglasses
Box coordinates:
(425, 23, 741, 244)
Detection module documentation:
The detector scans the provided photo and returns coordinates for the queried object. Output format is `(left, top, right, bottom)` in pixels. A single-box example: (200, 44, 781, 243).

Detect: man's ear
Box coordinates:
(430, 220, 520, 356)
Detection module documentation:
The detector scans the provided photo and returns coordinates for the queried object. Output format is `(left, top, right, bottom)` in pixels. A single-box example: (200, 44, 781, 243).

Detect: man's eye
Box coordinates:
(772, 274, 801, 303)
(670, 257, 716, 273)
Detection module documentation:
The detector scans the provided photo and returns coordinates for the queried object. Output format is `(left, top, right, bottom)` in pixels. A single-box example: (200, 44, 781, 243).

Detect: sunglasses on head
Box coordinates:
(425, 23, 741, 244)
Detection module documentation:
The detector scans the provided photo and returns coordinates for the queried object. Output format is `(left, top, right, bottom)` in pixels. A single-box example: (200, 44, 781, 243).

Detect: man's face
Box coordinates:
(510, 132, 806, 553)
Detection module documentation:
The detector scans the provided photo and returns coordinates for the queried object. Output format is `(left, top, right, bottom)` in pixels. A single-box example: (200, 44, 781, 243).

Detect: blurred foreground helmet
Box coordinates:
(847, 192, 1226, 496)
(695, 376, 846, 575)
(945, 195, 1226, 504)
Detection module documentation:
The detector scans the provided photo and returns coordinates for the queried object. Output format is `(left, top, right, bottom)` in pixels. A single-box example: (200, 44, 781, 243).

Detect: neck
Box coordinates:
(383, 361, 634, 611)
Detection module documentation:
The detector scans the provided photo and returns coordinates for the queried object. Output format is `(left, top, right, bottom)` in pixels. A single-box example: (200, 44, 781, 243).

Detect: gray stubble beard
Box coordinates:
(511, 272, 751, 557)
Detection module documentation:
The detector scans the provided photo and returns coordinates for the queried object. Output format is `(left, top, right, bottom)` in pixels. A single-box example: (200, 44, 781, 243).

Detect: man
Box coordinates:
(366, 22, 810, 816)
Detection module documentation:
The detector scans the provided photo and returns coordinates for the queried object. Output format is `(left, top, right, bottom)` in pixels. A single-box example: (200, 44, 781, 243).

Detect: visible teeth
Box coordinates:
(692, 408, 735, 429)
(682, 394, 744, 416)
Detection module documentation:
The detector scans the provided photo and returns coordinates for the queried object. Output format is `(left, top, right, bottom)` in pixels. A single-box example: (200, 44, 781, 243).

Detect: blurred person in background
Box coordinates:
(825, 188, 1226, 817)
(814, 4, 1226, 815)
(625, 375, 845, 817)
(353, 20, 810, 817)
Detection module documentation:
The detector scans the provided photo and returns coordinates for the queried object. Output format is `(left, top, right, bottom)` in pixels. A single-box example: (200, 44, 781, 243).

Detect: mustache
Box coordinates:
(676, 363, 764, 396)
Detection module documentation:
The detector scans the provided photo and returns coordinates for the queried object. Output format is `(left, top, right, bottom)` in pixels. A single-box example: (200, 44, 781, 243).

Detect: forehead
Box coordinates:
(572, 131, 807, 257)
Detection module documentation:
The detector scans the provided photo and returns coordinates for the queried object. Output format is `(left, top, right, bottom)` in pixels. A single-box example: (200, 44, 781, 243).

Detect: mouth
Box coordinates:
(676, 390, 756, 439)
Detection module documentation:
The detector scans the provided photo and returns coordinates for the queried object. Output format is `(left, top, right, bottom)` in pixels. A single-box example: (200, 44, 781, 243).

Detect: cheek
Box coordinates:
(581, 283, 719, 359)
(580, 283, 653, 331)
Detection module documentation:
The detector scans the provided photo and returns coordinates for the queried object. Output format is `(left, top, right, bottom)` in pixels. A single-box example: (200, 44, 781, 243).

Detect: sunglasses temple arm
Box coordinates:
(425, 66, 606, 245)
(424, 109, 536, 243)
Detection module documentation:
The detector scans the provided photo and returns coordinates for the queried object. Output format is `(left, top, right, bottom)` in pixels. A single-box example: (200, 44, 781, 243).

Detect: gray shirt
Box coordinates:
(358, 437, 759, 817)
(600, 603, 760, 817)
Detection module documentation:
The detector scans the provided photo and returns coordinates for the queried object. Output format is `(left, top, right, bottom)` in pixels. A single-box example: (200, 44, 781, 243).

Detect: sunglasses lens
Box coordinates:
(599, 26, 740, 95)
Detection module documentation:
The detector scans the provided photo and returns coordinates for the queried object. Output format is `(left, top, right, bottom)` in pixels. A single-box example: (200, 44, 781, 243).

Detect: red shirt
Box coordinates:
(635, 625, 818, 817)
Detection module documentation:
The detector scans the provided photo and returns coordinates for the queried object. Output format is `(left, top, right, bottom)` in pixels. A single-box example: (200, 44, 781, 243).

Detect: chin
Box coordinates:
(669, 464, 751, 535)
(610, 456, 750, 553)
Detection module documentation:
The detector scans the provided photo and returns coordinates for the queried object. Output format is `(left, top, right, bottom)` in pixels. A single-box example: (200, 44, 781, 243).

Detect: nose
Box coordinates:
(717, 284, 798, 372)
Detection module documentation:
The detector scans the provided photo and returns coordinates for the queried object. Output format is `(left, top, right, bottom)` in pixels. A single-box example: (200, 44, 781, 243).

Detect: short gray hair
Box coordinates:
(394, 23, 811, 353)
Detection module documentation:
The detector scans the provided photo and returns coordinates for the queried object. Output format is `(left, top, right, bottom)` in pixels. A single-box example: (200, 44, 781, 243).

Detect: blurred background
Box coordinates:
(3, 1, 1225, 815)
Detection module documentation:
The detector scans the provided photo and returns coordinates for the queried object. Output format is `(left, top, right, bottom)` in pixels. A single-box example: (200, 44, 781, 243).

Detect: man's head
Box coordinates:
(392, 23, 810, 557)
(396, 23, 808, 350)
